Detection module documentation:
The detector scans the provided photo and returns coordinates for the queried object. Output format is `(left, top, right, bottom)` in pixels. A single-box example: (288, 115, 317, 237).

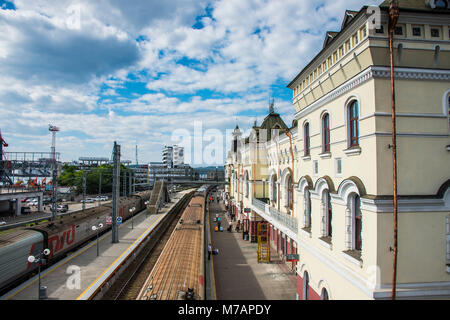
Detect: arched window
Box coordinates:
(271, 175, 277, 204)
(304, 188, 311, 229)
(323, 190, 332, 238)
(287, 175, 293, 210)
(321, 288, 329, 300)
(303, 271, 310, 300)
(348, 100, 359, 147)
(354, 195, 362, 251)
(304, 123, 310, 156)
(322, 113, 330, 152)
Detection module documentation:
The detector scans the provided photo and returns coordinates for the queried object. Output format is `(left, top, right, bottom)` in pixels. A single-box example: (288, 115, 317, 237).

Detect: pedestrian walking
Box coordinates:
(208, 243, 212, 260)
(236, 220, 240, 232)
(228, 221, 233, 232)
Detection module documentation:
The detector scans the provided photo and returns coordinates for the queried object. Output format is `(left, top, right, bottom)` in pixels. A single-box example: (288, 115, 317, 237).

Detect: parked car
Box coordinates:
(0, 221, 6, 226)
(80, 198, 94, 203)
(21, 206, 31, 214)
(56, 204, 69, 213)
(27, 199, 38, 206)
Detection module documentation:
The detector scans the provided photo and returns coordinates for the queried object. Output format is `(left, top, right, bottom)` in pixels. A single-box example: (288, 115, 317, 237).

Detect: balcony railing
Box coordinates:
(252, 198, 298, 234)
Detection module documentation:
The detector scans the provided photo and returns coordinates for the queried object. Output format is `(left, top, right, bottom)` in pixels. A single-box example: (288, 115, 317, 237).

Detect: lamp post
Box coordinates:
(28, 248, 51, 300)
(129, 207, 136, 229)
(144, 201, 149, 218)
(91, 223, 104, 257)
(262, 179, 266, 200)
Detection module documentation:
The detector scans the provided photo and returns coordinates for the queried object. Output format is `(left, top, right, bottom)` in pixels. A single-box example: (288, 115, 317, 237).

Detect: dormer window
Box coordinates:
(412, 25, 423, 37)
(360, 26, 367, 38)
(394, 26, 403, 35)
(431, 27, 441, 38)
(375, 25, 384, 34)
(345, 40, 351, 52)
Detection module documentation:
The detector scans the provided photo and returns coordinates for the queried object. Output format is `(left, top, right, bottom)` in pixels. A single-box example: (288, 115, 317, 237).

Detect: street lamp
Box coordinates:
(129, 207, 136, 229)
(91, 223, 104, 257)
(262, 179, 266, 199)
(144, 201, 149, 217)
(28, 248, 51, 300)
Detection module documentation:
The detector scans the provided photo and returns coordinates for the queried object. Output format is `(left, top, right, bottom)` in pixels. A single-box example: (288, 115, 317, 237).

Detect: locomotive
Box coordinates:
(0, 191, 151, 294)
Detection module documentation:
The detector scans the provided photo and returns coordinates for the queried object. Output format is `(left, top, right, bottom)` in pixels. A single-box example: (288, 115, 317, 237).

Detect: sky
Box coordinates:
(0, 0, 380, 166)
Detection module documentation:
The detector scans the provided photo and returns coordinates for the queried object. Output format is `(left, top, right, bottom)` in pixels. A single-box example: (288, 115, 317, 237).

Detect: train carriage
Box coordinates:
(0, 190, 152, 294)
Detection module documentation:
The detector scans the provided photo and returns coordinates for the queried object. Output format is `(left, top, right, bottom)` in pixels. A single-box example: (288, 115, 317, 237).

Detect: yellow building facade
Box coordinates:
(225, 0, 450, 300)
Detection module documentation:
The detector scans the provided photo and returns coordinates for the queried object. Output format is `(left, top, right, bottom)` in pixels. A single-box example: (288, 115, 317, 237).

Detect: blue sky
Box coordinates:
(0, 0, 379, 165)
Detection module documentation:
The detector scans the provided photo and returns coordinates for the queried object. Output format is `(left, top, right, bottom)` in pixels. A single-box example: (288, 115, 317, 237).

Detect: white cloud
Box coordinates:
(0, 0, 382, 164)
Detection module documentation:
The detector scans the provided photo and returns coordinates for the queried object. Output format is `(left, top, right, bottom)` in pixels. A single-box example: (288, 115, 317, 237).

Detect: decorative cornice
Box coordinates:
(294, 66, 450, 121)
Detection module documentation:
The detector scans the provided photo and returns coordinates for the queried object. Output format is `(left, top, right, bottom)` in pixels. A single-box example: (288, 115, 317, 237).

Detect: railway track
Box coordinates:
(101, 192, 194, 300)
(136, 192, 207, 300)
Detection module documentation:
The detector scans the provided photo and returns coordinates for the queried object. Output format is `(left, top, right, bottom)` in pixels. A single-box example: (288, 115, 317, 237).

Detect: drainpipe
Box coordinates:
(388, 0, 399, 301)
(285, 129, 295, 216)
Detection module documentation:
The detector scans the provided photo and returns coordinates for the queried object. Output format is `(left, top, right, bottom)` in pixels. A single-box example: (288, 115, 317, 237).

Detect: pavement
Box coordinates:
(207, 199, 297, 300)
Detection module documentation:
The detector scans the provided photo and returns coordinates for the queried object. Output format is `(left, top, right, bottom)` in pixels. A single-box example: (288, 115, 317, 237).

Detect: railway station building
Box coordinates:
(225, 0, 450, 300)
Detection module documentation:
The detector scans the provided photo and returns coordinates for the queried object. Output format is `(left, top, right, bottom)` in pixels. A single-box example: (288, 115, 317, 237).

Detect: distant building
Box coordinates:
(162, 145, 184, 168)
(149, 162, 194, 185)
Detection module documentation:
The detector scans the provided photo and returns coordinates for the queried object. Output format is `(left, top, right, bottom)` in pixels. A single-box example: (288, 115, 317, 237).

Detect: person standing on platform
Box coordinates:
(208, 243, 212, 260)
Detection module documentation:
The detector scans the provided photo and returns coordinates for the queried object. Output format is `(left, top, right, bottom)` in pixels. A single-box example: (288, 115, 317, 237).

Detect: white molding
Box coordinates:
(341, 251, 363, 268)
(318, 238, 332, 250)
(375, 132, 449, 138)
(374, 112, 447, 119)
(361, 197, 450, 213)
(343, 147, 362, 156)
(319, 152, 332, 159)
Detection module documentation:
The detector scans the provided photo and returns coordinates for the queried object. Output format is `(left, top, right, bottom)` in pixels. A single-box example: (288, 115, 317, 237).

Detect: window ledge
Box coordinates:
(300, 227, 312, 238)
(344, 146, 362, 156)
(342, 250, 363, 268)
(302, 155, 311, 161)
(319, 152, 332, 159)
(319, 237, 332, 250)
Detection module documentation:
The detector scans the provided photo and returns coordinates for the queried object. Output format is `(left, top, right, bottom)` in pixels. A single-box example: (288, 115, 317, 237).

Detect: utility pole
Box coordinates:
(49, 125, 60, 220)
(98, 171, 102, 207)
(129, 170, 132, 196)
(112, 142, 120, 243)
(123, 170, 127, 197)
(135, 145, 138, 165)
(82, 170, 86, 211)
(388, 0, 399, 300)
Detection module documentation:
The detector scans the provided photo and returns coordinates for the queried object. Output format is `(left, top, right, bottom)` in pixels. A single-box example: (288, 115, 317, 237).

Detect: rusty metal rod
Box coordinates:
(388, 0, 399, 300)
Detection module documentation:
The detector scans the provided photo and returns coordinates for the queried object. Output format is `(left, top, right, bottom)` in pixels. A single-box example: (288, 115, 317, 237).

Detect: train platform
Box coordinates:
(0, 190, 192, 300)
(206, 200, 297, 300)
